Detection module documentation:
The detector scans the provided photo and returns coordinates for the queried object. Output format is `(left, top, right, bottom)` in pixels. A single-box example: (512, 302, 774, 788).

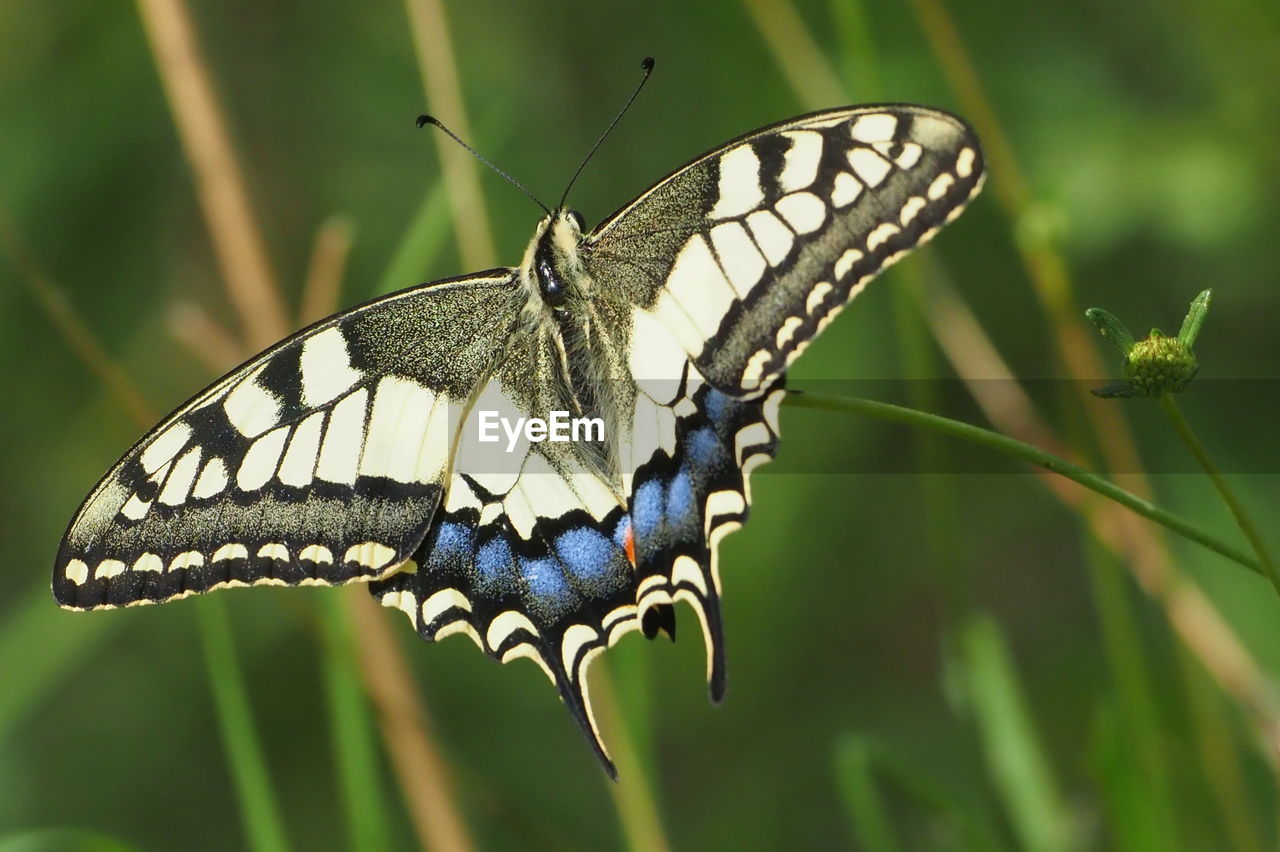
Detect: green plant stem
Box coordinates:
(785, 392, 1263, 578)
(954, 615, 1075, 852)
(318, 595, 393, 852)
(834, 737, 901, 852)
(1158, 395, 1280, 596)
(197, 597, 292, 852)
(592, 665, 670, 852)
(1083, 536, 1180, 849)
(833, 735, 1006, 852)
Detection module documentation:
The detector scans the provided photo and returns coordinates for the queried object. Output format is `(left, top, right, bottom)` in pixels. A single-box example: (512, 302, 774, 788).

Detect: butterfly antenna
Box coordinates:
(558, 56, 655, 211)
(416, 114, 550, 215)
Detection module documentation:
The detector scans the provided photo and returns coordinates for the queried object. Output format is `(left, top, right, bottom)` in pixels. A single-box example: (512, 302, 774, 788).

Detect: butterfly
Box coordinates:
(55, 94, 984, 777)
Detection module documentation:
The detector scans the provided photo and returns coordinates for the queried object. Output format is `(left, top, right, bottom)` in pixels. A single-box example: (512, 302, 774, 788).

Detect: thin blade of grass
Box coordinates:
(399, 1, 667, 846)
(0, 206, 154, 428)
(1090, 697, 1156, 850)
(197, 597, 292, 852)
(834, 737, 901, 852)
(317, 594, 394, 852)
(605, 637, 659, 790)
(826, 0, 968, 603)
(5, 196, 291, 851)
(834, 735, 1007, 851)
(134, 0, 477, 842)
(740, 0, 845, 108)
(1083, 535, 1181, 849)
(166, 300, 248, 373)
(827, 0, 881, 99)
(346, 593, 475, 852)
(592, 664, 670, 852)
(949, 614, 1075, 852)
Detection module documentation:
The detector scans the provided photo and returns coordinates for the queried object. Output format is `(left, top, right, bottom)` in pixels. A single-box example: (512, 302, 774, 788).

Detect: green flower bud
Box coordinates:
(1124, 332, 1199, 396)
(1087, 290, 1208, 399)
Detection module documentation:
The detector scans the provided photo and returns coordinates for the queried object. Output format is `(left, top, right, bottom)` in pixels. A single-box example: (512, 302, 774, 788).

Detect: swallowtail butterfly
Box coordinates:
(55, 92, 984, 776)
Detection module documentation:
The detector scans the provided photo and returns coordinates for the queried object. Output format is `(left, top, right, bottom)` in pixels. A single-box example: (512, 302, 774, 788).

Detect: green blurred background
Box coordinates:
(3, 0, 1279, 849)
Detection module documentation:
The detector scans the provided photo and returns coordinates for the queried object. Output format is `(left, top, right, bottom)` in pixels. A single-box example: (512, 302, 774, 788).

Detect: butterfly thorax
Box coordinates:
(523, 210, 588, 312)
(517, 210, 631, 483)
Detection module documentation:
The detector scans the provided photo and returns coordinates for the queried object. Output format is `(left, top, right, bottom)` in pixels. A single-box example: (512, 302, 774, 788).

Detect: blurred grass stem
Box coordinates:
(741, 0, 844, 106)
(593, 667, 670, 852)
(347, 593, 476, 852)
(299, 217, 356, 328)
(167, 301, 249, 373)
(953, 616, 1075, 851)
(0, 207, 154, 428)
(317, 594, 395, 852)
(198, 597, 293, 852)
(134, 0, 289, 349)
(404, 0, 498, 270)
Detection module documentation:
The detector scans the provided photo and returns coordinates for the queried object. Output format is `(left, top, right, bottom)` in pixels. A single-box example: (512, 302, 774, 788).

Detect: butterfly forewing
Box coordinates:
(586, 105, 984, 396)
(55, 272, 521, 610)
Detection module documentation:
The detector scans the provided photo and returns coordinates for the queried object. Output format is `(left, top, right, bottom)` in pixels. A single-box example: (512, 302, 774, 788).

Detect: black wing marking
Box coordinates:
(585, 104, 984, 396)
(54, 271, 520, 610)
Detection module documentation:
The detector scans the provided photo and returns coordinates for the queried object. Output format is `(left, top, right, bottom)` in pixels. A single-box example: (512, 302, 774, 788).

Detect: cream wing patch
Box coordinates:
(300, 327, 363, 407)
(223, 366, 280, 438)
(708, 144, 764, 220)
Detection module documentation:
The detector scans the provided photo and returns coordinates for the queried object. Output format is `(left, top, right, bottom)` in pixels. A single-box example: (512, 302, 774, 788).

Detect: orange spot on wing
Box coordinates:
(623, 522, 636, 566)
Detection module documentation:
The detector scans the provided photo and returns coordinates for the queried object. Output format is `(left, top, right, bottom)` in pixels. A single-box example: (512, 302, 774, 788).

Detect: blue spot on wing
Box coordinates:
(475, 535, 517, 596)
(554, 527, 613, 581)
(701, 387, 730, 424)
(521, 556, 570, 603)
(687, 425, 722, 467)
(431, 521, 473, 557)
(666, 468, 694, 524)
(633, 478, 664, 537)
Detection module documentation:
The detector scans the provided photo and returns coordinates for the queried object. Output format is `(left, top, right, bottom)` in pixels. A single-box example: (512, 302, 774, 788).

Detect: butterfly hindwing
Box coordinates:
(370, 328, 783, 776)
(55, 272, 521, 610)
(586, 104, 984, 395)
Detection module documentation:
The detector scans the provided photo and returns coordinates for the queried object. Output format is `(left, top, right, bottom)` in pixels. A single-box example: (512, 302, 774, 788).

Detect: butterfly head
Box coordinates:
(524, 209, 589, 314)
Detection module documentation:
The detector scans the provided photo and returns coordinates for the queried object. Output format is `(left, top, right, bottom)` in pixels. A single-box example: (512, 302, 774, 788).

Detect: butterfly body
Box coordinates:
(56, 104, 984, 776)
(520, 209, 632, 485)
